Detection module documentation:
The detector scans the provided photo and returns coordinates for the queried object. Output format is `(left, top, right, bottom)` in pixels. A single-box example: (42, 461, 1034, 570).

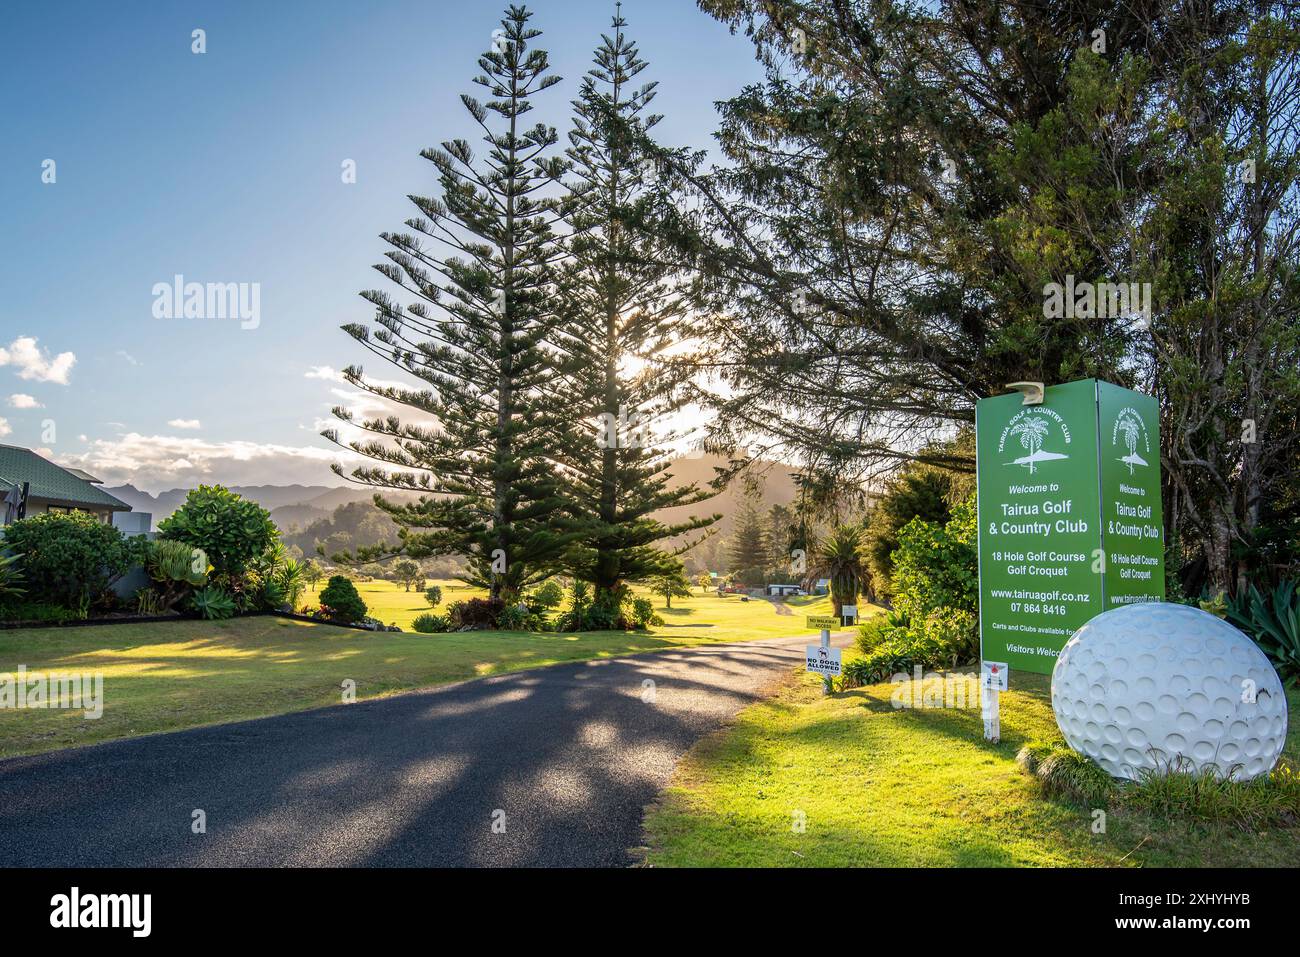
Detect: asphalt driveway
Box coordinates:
(0, 631, 853, 867)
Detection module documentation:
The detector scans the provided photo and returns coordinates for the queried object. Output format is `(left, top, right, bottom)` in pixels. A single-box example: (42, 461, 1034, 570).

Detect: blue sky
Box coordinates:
(0, 0, 761, 491)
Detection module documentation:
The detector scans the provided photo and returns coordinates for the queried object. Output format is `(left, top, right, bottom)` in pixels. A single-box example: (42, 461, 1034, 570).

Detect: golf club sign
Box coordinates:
(976, 379, 1165, 674)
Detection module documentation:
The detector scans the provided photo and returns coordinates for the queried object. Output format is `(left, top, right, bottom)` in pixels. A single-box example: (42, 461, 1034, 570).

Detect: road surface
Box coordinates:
(0, 631, 853, 867)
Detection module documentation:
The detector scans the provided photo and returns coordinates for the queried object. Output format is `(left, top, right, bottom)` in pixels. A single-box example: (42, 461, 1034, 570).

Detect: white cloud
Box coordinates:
(167, 418, 202, 430)
(0, 337, 76, 384)
(7, 394, 41, 409)
(58, 433, 361, 492)
(0, 417, 10, 438)
(116, 350, 140, 367)
(305, 365, 340, 380)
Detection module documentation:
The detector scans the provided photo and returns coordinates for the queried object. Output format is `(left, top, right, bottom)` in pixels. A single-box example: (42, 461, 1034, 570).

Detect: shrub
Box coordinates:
(318, 576, 367, 623)
(530, 579, 564, 610)
(424, 584, 444, 608)
(0, 600, 81, 625)
(157, 485, 278, 577)
(864, 466, 956, 600)
(495, 603, 545, 631)
(629, 597, 661, 629)
(411, 612, 451, 634)
(842, 495, 979, 686)
(3, 511, 142, 607)
(189, 585, 237, 620)
(0, 551, 26, 602)
(1227, 580, 1300, 686)
(891, 496, 977, 622)
(446, 596, 504, 630)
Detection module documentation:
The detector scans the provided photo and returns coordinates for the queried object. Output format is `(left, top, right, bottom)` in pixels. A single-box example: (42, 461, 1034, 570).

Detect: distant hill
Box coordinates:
(268, 503, 331, 532)
(101, 457, 797, 553)
(655, 453, 800, 542)
(103, 483, 365, 530)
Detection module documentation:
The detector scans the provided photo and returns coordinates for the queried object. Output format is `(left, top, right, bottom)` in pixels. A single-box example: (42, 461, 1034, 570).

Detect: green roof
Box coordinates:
(0, 445, 131, 512)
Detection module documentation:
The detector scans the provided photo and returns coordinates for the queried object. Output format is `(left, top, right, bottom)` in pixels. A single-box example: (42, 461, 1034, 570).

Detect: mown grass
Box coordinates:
(350, 579, 840, 639)
(643, 665, 1300, 867)
(0, 587, 851, 758)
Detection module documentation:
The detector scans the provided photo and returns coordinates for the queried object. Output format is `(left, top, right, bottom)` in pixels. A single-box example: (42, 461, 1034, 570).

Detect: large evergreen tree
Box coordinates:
(552, 8, 719, 601)
(638, 0, 1297, 594)
(727, 502, 770, 575)
(324, 5, 572, 601)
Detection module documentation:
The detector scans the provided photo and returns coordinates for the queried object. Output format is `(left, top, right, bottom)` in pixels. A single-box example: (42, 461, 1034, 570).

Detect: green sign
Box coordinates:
(806, 615, 840, 630)
(975, 379, 1164, 673)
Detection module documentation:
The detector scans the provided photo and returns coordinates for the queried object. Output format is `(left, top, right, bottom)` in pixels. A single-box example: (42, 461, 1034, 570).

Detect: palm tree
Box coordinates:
(1010, 417, 1050, 472)
(1117, 413, 1141, 472)
(814, 525, 871, 614)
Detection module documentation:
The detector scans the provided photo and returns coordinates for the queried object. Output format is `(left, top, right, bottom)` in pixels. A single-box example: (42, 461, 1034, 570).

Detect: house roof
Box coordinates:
(0, 445, 131, 512)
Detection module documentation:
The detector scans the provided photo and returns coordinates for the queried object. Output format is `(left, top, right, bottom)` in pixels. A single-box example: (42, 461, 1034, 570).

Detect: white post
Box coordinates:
(820, 627, 832, 695)
(982, 686, 1000, 742)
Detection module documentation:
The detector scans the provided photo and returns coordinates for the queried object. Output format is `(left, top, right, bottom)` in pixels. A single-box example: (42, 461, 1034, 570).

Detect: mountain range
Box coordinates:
(102, 455, 801, 536)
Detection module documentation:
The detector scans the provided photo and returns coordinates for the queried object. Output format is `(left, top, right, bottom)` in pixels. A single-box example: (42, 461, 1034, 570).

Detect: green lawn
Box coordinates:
(350, 578, 838, 639)
(643, 666, 1300, 867)
(0, 586, 845, 758)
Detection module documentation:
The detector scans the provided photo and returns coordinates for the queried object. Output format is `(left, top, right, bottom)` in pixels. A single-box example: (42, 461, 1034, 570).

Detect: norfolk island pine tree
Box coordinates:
(324, 5, 577, 602)
(550, 7, 719, 605)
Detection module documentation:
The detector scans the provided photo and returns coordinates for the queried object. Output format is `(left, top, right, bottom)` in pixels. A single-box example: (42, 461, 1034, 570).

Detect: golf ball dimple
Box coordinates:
(1050, 603, 1287, 782)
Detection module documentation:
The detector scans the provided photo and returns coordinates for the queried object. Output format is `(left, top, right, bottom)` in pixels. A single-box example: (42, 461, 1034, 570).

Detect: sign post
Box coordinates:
(975, 379, 1164, 675)
(805, 615, 842, 695)
(981, 660, 1008, 742)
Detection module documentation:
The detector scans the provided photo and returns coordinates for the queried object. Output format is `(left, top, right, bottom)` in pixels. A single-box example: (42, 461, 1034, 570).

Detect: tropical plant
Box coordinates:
(318, 575, 367, 624)
(157, 485, 279, 577)
(815, 525, 869, 615)
(273, 558, 305, 610)
(424, 584, 443, 608)
(189, 585, 237, 621)
(1227, 581, 1300, 686)
(2, 511, 142, 607)
(0, 551, 26, 602)
(146, 538, 209, 609)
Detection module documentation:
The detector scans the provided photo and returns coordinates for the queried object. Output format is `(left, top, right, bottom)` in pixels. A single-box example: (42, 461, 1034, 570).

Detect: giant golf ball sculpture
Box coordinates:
(1051, 603, 1287, 782)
